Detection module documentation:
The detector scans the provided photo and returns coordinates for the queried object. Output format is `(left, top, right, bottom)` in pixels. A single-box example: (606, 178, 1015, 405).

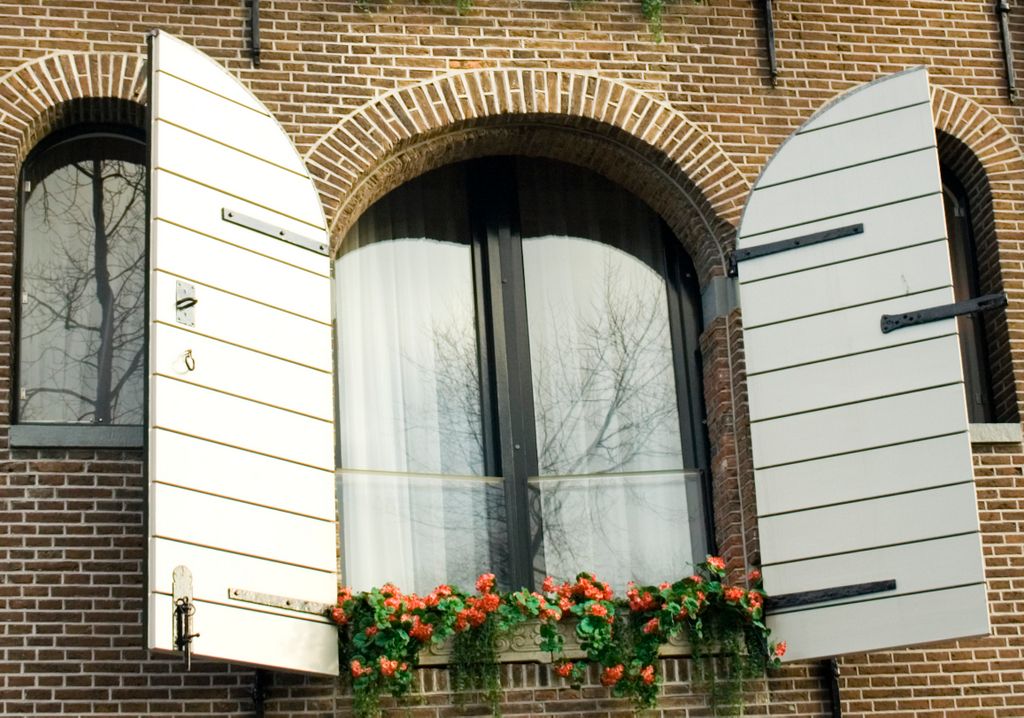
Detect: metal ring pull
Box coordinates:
(184, 349, 196, 372)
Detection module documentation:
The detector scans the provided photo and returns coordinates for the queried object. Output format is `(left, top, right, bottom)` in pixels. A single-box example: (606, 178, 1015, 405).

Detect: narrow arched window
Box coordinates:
(17, 127, 146, 427)
(942, 171, 994, 423)
(334, 157, 710, 592)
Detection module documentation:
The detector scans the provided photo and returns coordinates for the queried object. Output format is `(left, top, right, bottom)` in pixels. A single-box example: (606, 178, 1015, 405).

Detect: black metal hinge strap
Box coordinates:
(762, 0, 778, 87)
(250, 0, 261, 67)
(766, 579, 896, 611)
(729, 223, 864, 277)
(880, 292, 1007, 334)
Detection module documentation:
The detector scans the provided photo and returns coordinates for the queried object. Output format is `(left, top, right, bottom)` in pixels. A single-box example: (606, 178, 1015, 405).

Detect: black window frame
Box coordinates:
(336, 156, 714, 591)
(11, 123, 147, 449)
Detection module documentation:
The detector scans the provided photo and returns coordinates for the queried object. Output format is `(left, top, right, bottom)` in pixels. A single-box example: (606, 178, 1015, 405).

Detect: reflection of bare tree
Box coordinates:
(526, 254, 682, 581)
(21, 153, 146, 424)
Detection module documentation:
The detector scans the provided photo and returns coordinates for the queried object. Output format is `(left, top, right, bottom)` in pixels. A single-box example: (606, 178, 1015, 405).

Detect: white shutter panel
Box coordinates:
(146, 31, 338, 675)
(737, 67, 991, 662)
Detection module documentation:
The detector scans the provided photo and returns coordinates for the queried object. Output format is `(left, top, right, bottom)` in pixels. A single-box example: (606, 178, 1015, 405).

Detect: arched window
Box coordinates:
(16, 127, 146, 429)
(334, 157, 710, 592)
(942, 170, 994, 423)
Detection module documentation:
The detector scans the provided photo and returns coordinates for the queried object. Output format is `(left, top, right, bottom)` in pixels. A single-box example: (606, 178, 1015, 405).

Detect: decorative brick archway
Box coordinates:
(303, 68, 748, 284)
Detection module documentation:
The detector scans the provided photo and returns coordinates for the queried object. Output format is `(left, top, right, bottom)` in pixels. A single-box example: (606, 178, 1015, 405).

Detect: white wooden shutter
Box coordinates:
(146, 30, 338, 675)
(737, 67, 991, 662)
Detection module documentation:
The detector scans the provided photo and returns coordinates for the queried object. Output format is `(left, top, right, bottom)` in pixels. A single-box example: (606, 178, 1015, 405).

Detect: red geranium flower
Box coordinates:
(600, 664, 625, 687)
(724, 586, 744, 603)
(476, 573, 496, 594)
(707, 556, 726, 572)
(640, 665, 655, 685)
(555, 661, 574, 678)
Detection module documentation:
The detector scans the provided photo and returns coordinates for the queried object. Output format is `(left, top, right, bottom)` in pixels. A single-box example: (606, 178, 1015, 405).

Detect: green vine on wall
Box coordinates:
(355, 0, 710, 42)
(330, 557, 785, 717)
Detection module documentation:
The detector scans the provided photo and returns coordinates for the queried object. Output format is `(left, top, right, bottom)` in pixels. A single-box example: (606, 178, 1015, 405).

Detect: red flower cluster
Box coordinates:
(706, 556, 726, 572)
(748, 569, 762, 583)
(555, 661, 574, 678)
(455, 574, 502, 631)
(642, 617, 660, 635)
(549, 573, 614, 603)
(476, 573, 496, 594)
(723, 586, 744, 603)
(349, 659, 373, 678)
(408, 616, 433, 642)
(774, 641, 787, 659)
(378, 656, 399, 677)
(626, 582, 656, 612)
(639, 665, 655, 686)
(331, 587, 354, 625)
(424, 583, 452, 608)
(600, 664, 625, 687)
(748, 591, 764, 610)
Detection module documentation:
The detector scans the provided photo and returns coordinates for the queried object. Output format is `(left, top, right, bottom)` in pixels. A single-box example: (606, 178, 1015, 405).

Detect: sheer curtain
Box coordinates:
(516, 159, 703, 589)
(335, 165, 505, 593)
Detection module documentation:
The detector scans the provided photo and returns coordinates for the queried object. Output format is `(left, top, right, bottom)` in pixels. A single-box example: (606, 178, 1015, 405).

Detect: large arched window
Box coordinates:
(16, 127, 146, 429)
(335, 157, 710, 592)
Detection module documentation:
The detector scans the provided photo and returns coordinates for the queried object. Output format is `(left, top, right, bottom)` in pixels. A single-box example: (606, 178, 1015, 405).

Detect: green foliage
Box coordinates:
(329, 559, 784, 718)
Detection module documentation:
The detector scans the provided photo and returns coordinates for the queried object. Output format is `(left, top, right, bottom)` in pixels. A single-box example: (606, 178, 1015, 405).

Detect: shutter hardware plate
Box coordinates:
(172, 565, 200, 670)
(766, 578, 896, 611)
(728, 223, 864, 277)
(175, 281, 197, 327)
(880, 292, 1007, 333)
(229, 587, 331, 617)
(222, 208, 328, 255)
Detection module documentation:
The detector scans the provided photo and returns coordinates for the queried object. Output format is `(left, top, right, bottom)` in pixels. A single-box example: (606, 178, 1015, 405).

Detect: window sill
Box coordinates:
(968, 423, 1023, 445)
(9, 424, 144, 449)
(416, 619, 690, 667)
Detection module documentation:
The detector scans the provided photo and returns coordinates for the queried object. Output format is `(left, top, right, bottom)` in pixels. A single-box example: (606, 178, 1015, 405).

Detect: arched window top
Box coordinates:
(17, 126, 146, 428)
(335, 157, 709, 593)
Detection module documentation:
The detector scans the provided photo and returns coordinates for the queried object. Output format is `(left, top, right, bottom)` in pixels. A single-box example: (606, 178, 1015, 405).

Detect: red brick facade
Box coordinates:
(2, 1, 1024, 716)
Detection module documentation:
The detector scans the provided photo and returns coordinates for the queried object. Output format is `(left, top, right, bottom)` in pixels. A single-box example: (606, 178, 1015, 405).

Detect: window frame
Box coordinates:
(11, 123, 147, 448)
(336, 156, 715, 591)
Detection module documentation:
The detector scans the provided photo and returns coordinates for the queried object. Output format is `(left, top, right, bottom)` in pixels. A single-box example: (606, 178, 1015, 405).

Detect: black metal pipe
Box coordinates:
(762, 0, 778, 86)
(826, 658, 842, 718)
(249, 0, 261, 67)
(997, 0, 1017, 101)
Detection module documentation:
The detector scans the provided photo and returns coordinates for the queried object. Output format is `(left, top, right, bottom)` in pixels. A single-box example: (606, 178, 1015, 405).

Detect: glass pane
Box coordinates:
(517, 158, 699, 588)
(19, 134, 146, 425)
(335, 164, 506, 592)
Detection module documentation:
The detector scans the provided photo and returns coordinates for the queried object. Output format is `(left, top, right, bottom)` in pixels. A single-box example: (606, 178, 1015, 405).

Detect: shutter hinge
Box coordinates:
(728, 223, 864, 277)
(766, 578, 896, 611)
(228, 587, 332, 617)
(222, 208, 328, 255)
(172, 565, 201, 670)
(880, 292, 1007, 334)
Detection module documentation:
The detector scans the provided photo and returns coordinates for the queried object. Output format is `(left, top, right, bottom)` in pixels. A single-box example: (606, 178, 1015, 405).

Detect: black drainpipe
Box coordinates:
(825, 658, 841, 718)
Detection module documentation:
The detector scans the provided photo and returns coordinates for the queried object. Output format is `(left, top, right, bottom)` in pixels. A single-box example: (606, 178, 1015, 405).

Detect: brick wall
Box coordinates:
(1, 1, 1023, 716)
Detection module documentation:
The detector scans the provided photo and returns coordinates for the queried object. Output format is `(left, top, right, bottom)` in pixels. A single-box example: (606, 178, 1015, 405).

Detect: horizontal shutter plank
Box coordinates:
(763, 533, 985, 612)
(745, 287, 955, 374)
(152, 34, 266, 114)
(767, 583, 989, 662)
(150, 483, 336, 571)
(151, 377, 333, 469)
(748, 334, 963, 422)
(751, 383, 968, 468)
(741, 240, 952, 328)
(799, 69, 929, 134)
(759, 482, 980, 565)
(738, 194, 946, 282)
(151, 325, 333, 423)
(149, 593, 339, 675)
(755, 432, 973, 516)
(150, 538, 335, 620)
(153, 70, 307, 175)
(741, 149, 940, 238)
(152, 170, 328, 276)
(757, 102, 934, 188)
(152, 219, 330, 324)
(150, 428, 334, 519)
(151, 271, 331, 371)
(153, 120, 324, 230)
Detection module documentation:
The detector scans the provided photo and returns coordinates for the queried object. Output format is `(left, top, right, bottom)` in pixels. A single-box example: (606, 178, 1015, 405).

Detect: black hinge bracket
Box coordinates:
(880, 292, 1007, 334)
(762, 0, 778, 87)
(729, 223, 863, 277)
(249, 0, 261, 67)
(766, 578, 896, 611)
(997, 1, 1017, 101)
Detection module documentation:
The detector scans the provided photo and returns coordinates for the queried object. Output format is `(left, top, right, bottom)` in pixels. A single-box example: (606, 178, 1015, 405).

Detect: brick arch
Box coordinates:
(0, 52, 148, 169)
(303, 69, 748, 283)
(931, 84, 1024, 422)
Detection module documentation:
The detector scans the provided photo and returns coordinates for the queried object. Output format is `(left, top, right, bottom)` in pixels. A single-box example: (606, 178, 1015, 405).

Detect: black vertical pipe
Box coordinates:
(997, 0, 1017, 101)
(763, 0, 779, 86)
(826, 658, 842, 718)
(250, 0, 262, 67)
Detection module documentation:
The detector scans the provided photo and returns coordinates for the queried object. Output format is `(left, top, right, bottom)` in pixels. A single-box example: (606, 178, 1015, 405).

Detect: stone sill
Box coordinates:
(417, 619, 690, 667)
(969, 423, 1022, 445)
